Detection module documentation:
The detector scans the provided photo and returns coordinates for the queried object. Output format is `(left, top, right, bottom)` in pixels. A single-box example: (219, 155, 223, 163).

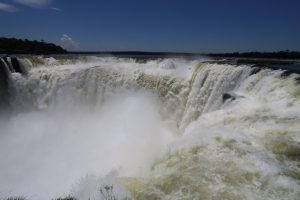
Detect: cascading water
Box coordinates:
(0, 56, 299, 200)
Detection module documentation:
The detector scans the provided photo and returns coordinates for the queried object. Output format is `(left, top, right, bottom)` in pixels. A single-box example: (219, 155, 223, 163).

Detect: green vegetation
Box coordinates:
(235, 59, 295, 66)
(68, 50, 300, 60)
(208, 51, 300, 59)
(0, 37, 67, 54)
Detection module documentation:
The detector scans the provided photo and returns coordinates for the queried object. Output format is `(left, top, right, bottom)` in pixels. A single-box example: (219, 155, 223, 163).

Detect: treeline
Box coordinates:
(0, 37, 67, 54)
(208, 51, 300, 59)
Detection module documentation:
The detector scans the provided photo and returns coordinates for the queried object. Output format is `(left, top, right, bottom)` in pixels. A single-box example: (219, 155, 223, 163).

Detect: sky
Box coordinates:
(0, 0, 299, 52)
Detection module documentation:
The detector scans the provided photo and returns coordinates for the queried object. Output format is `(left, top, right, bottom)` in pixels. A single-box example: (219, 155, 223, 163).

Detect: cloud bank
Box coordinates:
(60, 34, 80, 51)
(1, 0, 60, 12)
(0, 2, 18, 12)
(13, 0, 52, 8)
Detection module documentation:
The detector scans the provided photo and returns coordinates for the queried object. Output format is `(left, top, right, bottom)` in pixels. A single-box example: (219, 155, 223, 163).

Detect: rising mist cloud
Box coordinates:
(60, 34, 80, 51)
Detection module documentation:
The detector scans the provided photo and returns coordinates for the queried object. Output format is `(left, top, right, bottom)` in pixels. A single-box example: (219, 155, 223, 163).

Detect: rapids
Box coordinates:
(0, 56, 299, 200)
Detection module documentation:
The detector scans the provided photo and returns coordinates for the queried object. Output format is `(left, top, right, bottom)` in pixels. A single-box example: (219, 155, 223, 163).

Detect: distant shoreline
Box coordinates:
(1, 38, 300, 59)
(66, 51, 300, 60)
(0, 37, 67, 55)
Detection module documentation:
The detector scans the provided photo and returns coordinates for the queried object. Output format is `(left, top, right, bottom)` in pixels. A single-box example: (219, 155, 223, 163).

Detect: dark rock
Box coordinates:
(222, 92, 245, 103)
(223, 93, 236, 102)
(250, 67, 261, 75)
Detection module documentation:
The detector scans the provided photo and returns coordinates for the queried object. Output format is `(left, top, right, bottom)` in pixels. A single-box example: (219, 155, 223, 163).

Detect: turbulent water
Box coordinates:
(0, 56, 300, 200)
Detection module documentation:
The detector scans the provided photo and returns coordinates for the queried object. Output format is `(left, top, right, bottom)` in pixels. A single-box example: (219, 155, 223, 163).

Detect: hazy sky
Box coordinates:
(0, 0, 299, 52)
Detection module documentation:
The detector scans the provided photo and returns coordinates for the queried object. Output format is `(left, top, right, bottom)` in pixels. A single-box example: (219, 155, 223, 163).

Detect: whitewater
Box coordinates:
(0, 56, 299, 200)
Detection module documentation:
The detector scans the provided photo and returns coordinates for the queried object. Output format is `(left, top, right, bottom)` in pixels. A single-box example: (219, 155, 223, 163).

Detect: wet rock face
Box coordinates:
(11, 57, 27, 74)
(0, 58, 10, 110)
(0, 56, 28, 113)
(0, 56, 28, 74)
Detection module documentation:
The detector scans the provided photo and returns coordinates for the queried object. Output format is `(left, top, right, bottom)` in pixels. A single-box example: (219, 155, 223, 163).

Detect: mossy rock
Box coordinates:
(265, 140, 300, 157)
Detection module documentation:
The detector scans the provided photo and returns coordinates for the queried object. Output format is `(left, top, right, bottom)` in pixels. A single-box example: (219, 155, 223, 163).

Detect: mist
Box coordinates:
(0, 91, 175, 199)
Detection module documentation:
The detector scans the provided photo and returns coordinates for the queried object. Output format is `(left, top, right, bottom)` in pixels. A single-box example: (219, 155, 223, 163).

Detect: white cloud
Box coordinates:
(60, 34, 80, 51)
(0, 2, 18, 12)
(51, 7, 60, 11)
(13, 0, 52, 8)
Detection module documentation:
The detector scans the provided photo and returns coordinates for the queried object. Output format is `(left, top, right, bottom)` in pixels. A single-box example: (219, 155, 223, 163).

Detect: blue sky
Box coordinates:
(0, 0, 299, 52)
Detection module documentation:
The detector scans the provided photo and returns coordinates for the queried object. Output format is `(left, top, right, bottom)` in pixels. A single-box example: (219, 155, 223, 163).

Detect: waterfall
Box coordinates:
(0, 56, 299, 200)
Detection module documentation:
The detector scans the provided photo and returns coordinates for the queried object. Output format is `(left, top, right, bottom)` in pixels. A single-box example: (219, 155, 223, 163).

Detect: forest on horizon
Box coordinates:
(1, 37, 300, 59)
